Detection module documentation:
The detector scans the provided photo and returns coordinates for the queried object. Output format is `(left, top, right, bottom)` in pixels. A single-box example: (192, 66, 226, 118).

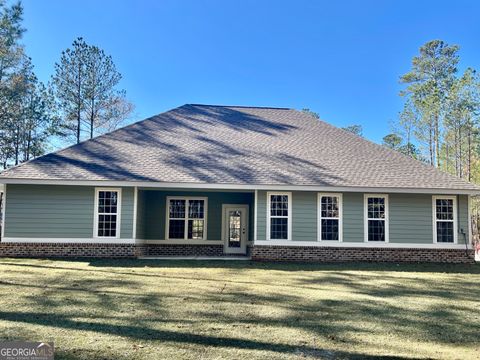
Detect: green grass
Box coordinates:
(0, 259, 479, 359)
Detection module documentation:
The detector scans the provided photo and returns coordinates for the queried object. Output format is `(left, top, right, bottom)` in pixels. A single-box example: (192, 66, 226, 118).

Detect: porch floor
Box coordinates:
(137, 256, 252, 260)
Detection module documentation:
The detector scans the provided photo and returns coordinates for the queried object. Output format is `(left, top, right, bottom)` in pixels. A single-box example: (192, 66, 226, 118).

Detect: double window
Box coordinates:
(318, 194, 342, 241)
(364, 194, 389, 242)
(95, 188, 121, 238)
(166, 197, 207, 240)
(433, 196, 457, 243)
(267, 192, 292, 240)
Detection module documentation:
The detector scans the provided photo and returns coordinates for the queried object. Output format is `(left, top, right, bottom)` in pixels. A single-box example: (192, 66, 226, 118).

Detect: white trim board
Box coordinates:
(1, 178, 478, 195)
(136, 239, 224, 245)
(254, 190, 258, 242)
(132, 186, 138, 239)
(2, 237, 472, 249)
(2, 237, 136, 244)
(1, 237, 253, 245)
(1, 183, 6, 240)
(253, 240, 472, 249)
(468, 195, 473, 245)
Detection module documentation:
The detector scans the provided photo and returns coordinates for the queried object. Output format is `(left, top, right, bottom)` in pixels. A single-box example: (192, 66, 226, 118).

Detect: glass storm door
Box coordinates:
(223, 205, 248, 254)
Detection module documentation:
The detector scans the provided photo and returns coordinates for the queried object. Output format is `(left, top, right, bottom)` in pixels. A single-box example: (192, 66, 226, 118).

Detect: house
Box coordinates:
(0, 104, 478, 262)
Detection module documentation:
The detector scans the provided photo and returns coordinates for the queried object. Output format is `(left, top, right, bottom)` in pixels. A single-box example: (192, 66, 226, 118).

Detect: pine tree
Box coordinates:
(400, 40, 459, 167)
(52, 37, 133, 143)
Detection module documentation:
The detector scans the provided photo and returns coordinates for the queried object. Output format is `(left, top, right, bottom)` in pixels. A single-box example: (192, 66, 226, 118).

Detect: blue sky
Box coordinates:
(21, 0, 479, 142)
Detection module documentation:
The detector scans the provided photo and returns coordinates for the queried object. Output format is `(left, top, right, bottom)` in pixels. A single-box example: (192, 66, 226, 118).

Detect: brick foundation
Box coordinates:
(0, 242, 474, 263)
(0, 243, 136, 258)
(0, 243, 251, 258)
(136, 244, 252, 257)
(138, 244, 225, 257)
(250, 245, 475, 264)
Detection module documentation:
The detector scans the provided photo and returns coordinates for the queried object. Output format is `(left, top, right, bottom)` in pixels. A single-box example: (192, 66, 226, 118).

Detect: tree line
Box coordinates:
(384, 40, 480, 183)
(0, 1, 133, 169)
(305, 40, 480, 184)
(2, 1, 479, 186)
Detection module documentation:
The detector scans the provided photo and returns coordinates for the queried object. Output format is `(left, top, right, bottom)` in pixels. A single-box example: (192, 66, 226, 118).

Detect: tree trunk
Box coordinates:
(429, 125, 434, 166)
(434, 114, 440, 168)
(14, 124, 19, 166)
(445, 144, 449, 173)
(26, 128, 31, 161)
(467, 127, 472, 182)
(76, 61, 82, 144)
(454, 126, 459, 177)
(90, 98, 95, 139)
(459, 126, 463, 178)
(406, 125, 412, 157)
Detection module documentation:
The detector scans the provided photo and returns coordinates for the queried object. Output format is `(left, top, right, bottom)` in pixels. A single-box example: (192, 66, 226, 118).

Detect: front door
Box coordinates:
(222, 205, 249, 254)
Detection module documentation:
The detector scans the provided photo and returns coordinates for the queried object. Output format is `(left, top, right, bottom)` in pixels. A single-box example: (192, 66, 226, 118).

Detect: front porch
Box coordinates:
(134, 189, 255, 257)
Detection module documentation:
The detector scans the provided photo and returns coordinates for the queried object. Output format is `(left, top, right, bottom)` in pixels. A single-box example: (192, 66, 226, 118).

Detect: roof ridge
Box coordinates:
(187, 103, 292, 110)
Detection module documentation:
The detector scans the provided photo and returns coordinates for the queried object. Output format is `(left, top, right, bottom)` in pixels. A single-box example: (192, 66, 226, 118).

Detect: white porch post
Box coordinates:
(132, 186, 138, 240)
(1, 183, 6, 240)
(254, 189, 258, 242)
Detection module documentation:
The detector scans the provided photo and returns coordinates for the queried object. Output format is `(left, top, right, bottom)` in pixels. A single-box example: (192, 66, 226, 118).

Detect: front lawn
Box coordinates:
(0, 259, 478, 359)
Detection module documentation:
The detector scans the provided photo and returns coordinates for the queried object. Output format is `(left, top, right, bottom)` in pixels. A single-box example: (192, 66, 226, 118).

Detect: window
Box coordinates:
(166, 197, 207, 240)
(95, 188, 121, 238)
(364, 194, 388, 242)
(267, 192, 291, 240)
(318, 194, 342, 241)
(433, 196, 457, 243)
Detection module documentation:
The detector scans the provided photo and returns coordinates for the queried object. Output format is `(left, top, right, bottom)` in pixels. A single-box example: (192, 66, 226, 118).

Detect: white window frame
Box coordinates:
(318, 193, 343, 242)
(165, 196, 208, 240)
(432, 195, 458, 244)
(266, 192, 292, 241)
(364, 194, 389, 243)
(94, 188, 122, 239)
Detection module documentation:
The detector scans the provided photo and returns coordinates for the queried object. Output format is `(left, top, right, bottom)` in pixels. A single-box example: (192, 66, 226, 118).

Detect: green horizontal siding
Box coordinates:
(256, 190, 470, 244)
(256, 191, 266, 240)
(292, 192, 317, 241)
(389, 194, 432, 243)
(343, 193, 364, 242)
(458, 195, 469, 244)
(139, 190, 254, 240)
(5, 184, 134, 238)
(4, 184, 470, 245)
(120, 187, 134, 239)
(135, 190, 146, 239)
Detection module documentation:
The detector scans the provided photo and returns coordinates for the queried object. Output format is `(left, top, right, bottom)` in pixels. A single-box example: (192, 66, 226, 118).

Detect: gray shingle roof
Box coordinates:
(1, 104, 479, 191)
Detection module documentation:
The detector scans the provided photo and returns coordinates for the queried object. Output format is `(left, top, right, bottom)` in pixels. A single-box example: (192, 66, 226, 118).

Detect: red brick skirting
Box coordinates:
(250, 245, 475, 263)
(0, 243, 251, 258)
(0, 243, 136, 258)
(0, 243, 474, 263)
(136, 244, 252, 257)
(137, 244, 224, 257)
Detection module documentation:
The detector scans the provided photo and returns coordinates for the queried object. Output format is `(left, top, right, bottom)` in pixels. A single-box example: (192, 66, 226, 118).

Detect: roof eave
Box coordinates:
(1, 178, 479, 195)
